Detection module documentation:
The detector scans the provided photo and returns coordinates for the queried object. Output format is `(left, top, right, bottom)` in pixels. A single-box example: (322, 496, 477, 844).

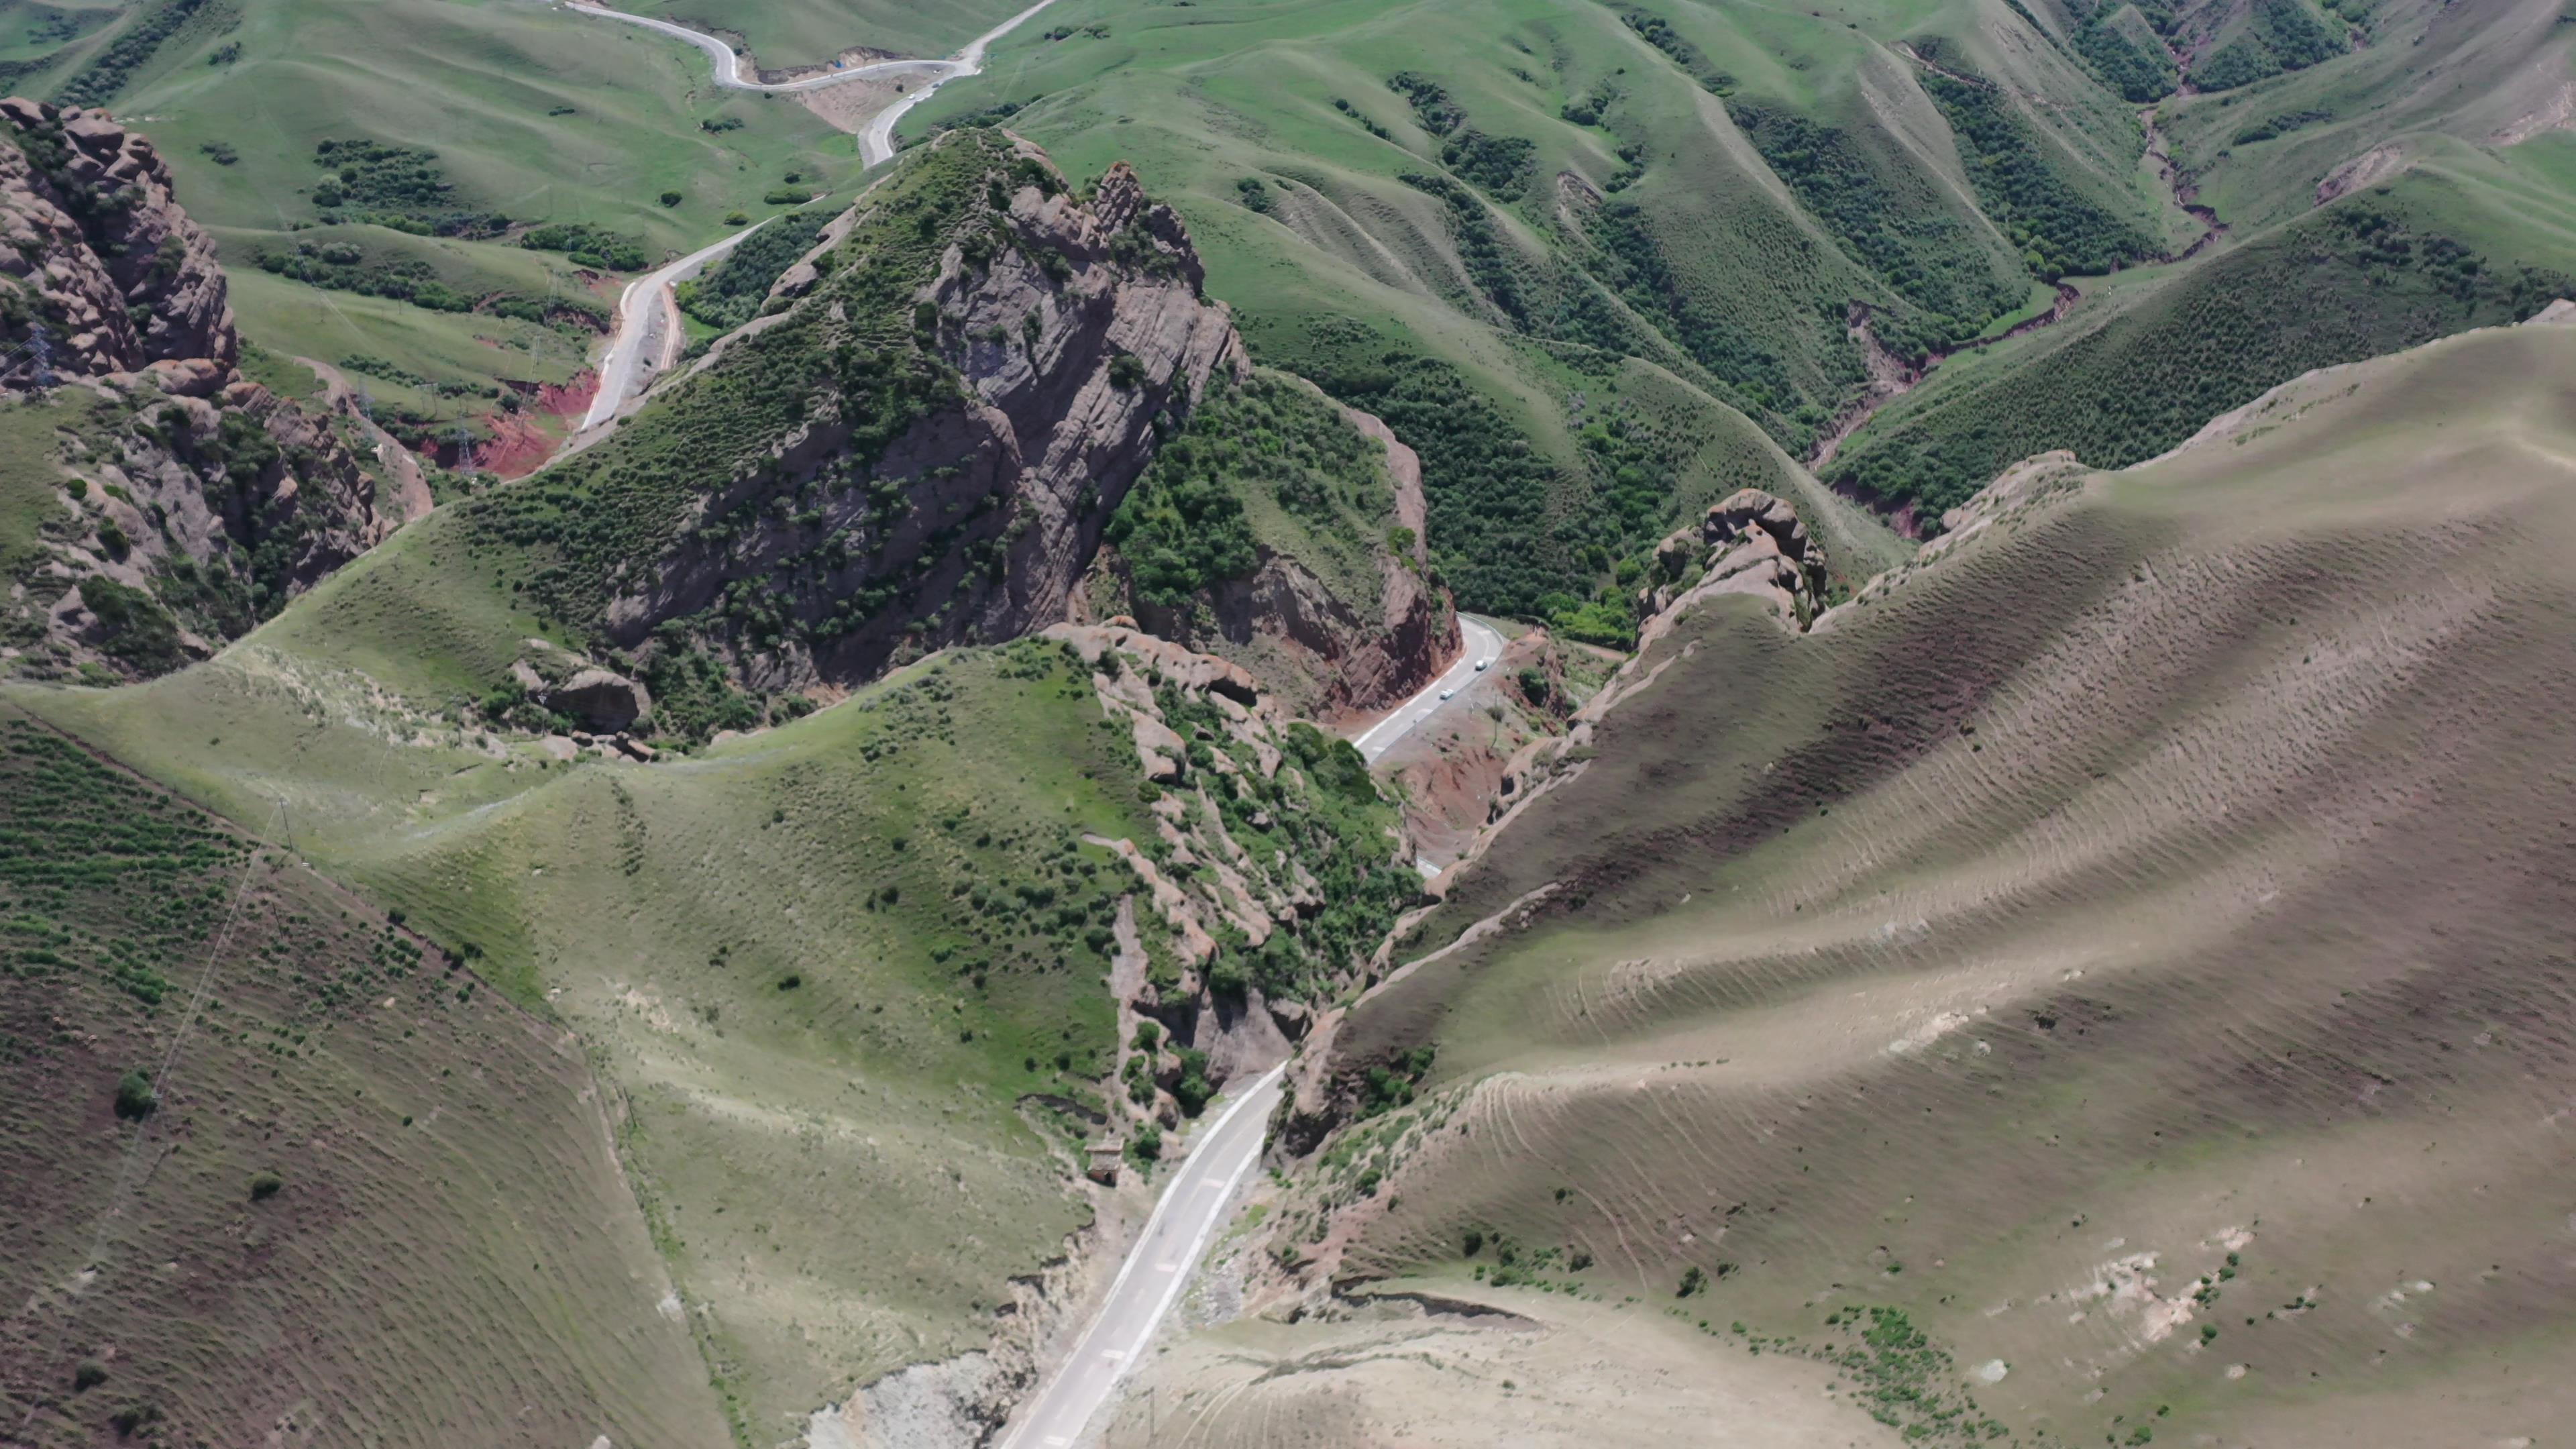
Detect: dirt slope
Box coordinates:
(1261, 315, 2576, 1448)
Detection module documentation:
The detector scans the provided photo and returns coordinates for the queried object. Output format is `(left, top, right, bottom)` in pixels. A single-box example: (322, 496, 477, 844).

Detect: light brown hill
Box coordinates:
(1263, 315, 2576, 1448)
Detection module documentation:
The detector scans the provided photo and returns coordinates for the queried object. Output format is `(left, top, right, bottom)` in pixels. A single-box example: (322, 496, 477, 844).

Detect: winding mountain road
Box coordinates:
(565, 1, 951, 95)
(567, 0, 1061, 429)
(997, 1065, 1286, 1449)
(1352, 615, 1507, 763)
(577, 220, 767, 432)
(564, 0, 1059, 165)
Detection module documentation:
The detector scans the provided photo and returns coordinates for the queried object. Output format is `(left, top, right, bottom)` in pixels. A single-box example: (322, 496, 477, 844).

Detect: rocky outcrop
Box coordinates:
(1081, 386, 1459, 719)
(1638, 488, 1830, 644)
(0, 97, 233, 380)
(1048, 622, 1419, 1121)
(548, 666, 651, 732)
(571, 133, 1456, 732)
(0, 99, 423, 681)
(1205, 403, 1456, 718)
(598, 137, 1244, 694)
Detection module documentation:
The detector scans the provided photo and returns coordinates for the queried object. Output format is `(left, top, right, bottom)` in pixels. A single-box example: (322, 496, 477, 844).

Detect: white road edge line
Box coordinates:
(994, 1063, 1285, 1449)
(1352, 615, 1504, 762)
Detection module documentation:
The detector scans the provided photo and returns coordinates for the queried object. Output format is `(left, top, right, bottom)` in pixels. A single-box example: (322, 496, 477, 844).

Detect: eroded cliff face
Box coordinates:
(0, 97, 234, 378)
(589, 137, 1246, 694)
(1085, 395, 1460, 719)
(533, 131, 1453, 725)
(0, 99, 425, 680)
(1044, 622, 1421, 1102)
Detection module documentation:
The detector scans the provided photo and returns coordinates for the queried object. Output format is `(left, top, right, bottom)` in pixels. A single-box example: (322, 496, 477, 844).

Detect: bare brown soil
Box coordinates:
(1283, 321, 2576, 1449)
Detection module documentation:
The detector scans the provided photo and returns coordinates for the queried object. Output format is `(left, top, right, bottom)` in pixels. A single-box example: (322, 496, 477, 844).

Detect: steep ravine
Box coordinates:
(1811, 80, 2230, 478)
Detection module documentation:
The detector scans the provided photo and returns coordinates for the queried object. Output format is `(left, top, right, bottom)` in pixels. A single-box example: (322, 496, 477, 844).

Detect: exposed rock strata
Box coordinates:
(0, 96, 233, 378)
(1048, 621, 1415, 1122)
(0, 99, 424, 680)
(590, 135, 1453, 720)
(603, 144, 1246, 693)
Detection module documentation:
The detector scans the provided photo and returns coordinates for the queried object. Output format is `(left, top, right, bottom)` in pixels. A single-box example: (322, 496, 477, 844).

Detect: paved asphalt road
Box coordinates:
(996, 1066, 1287, 1449)
(576, 221, 765, 432)
(564, 2, 951, 93)
(1352, 614, 1507, 763)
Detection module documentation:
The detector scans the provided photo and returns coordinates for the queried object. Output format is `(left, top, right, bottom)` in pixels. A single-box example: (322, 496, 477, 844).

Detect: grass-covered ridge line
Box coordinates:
(1829, 188, 2576, 517)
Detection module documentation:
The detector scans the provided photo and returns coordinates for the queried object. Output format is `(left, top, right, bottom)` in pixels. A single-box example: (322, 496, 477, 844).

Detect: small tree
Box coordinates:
(1171, 1049, 1213, 1116)
(249, 1171, 284, 1201)
(113, 1070, 156, 1121)
(1678, 1265, 1707, 1297)
(659, 190, 682, 207)
(1205, 955, 1248, 998)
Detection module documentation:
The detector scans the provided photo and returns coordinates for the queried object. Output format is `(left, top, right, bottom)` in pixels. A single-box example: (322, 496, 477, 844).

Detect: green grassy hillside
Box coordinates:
(1827, 168, 2576, 516)
(0, 707, 724, 1449)
(624, 0, 1036, 68)
(905, 0, 1977, 616)
(0, 130, 1431, 1440)
(1297, 317, 2576, 1448)
(67, 0, 863, 435)
(11, 624, 1164, 1438)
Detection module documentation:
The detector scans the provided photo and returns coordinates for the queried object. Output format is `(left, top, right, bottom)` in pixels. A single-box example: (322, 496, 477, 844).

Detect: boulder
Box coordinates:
(546, 667, 652, 733)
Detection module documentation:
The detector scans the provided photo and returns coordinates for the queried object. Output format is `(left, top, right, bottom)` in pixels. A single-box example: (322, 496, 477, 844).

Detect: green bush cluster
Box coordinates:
(1615, 7, 1736, 95)
(54, 0, 207, 107)
(2233, 107, 2334, 145)
(676, 205, 837, 331)
(1386, 71, 1534, 201)
(1104, 371, 1381, 605)
(78, 577, 188, 676)
(309, 139, 506, 237)
(254, 241, 478, 313)
(639, 633, 765, 743)
(1578, 200, 1800, 426)
(1726, 101, 2025, 360)
(518, 222, 649, 272)
(1922, 74, 2156, 282)
(2195, 0, 2345, 91)
(2076, 15, 2180, 103)
(1400, 173, 1527, 325)
(1360, 1044, 1434, 1116)
(1138, 695, 1411, 1004)
(1288, 331, 1571, 617)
